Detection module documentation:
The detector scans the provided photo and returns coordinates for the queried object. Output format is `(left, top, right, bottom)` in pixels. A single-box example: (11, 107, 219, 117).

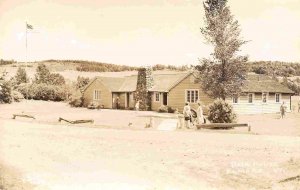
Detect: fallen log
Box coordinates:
(58, 117, 94, 124)
(196, 123, 251, 132)
(12, 114, 35, 120)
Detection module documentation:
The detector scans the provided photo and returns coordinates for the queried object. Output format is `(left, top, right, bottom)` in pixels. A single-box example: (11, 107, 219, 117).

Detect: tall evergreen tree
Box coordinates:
(35, 63, 51, 84)
(197, 0, 248, 100)
(15, 67, 29, 85)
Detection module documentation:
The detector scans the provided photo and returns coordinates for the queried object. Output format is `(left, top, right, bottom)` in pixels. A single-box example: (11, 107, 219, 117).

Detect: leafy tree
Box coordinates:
(197, 0, 248, 100)
(34, 63, 65, 85)
(0, 71, 12, 103)
(15, 67, 29, 85)
(76, 76, 90, 92)
(49, 73, 65, 86)
(282, 77, 300, 95)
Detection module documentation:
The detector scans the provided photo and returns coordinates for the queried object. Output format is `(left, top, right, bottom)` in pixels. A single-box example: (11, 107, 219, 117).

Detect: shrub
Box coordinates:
(158, 105, 176, 113)
(11, 90, 24, 102)
(167, 106, 176, 113)
(87, 101, 101, 109)
(69, 90, 83, 107)
(0, 80, 12, 103)
(16, 83, 67, 101)
(207, 99, 236, 123)
(15, 83, 32, 99)
(158, 105, 168, 113)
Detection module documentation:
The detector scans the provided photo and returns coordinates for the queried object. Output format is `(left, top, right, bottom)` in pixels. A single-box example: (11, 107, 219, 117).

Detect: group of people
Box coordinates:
(183, 102, 205, 129)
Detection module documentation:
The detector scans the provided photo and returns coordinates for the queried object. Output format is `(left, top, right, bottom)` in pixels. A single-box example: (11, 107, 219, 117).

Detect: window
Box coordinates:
(275, 93, 280, 103)
(248, 93, 254, 103)
(154, 92, 160, 102)
(186, 90, 199, 103)
(94, 90, 101, 100)
(262, 93, 268, 103)
(233, 96, 239, 104)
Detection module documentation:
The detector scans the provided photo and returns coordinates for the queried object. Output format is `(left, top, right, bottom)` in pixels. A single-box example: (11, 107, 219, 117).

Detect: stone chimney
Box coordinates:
(145, 66, 154, 90)
(134, 66, 153, 110)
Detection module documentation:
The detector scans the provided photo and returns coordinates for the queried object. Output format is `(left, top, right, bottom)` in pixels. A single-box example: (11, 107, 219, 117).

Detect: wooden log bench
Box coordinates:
(196, 123, 251, 132)
(58, 117, 94, 124)
(12, 114, 35, 120)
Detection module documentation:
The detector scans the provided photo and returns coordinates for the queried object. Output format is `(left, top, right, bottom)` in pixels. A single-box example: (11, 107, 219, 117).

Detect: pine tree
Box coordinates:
(15, 67, 29, 85)
(197, 0, 248, 100)
(35, 63, 51, 84)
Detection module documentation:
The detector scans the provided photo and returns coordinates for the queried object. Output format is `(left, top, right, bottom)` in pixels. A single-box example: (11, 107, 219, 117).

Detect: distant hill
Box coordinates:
(248, 61, 300, 77)
(1, 59, 189, 73)
(1, 59, 300, 77)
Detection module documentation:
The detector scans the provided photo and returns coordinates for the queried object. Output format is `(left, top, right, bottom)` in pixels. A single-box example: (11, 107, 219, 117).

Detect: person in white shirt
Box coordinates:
(183, 102, 191, 128)
(197, 102, 204, 124)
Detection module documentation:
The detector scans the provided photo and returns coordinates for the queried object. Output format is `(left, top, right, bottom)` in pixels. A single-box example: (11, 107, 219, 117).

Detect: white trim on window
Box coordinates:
(275, 93, 281, 103)
(154, 92, 160, 102)
(248, 93, 255, 104)
(262, 92, 268, 103)
(94, 89, 101, 100)
(185, 89, 199, 104)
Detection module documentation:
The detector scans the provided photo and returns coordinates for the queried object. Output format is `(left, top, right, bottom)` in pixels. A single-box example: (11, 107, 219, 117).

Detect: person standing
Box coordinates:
(197, 102, 204, 124)
(183, 102, 191, 129)
(135, 100, 140, 111)
(280, 101, 287, 119)
(116, 97, 120, 109)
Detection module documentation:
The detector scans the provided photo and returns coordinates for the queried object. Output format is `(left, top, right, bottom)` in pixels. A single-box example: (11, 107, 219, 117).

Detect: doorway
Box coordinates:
(126, 92, 130, 108)
(163, 93, 168, 106)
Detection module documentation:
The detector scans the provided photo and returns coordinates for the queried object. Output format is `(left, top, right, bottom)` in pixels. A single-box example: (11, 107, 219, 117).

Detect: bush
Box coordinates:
(87, 101, 101, 109)
(158, 105, 168, 113)
(207, 99, 236, 123)
(16, 83, 67, 101)
(167, 106, 176, 113)
(158, 105, 176, 113)
(69, 90, 83, 107)
(0, 80, 12, 103)
(12, 90, 24, 102)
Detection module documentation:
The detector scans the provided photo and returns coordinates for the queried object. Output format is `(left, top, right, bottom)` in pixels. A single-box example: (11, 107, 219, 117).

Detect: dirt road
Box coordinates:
(0, 119, 300, 190)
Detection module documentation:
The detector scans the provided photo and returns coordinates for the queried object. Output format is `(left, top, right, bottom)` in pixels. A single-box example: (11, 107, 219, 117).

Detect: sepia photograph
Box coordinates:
(0, 0, 300, 189)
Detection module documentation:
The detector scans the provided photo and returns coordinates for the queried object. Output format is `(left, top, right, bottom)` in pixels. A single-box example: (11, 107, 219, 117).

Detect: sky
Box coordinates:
(0, 0, 300, 66)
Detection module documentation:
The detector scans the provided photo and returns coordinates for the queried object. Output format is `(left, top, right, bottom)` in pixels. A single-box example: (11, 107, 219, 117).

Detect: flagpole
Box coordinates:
(25, 21, 28, 65)
(25, 21, 28, 100)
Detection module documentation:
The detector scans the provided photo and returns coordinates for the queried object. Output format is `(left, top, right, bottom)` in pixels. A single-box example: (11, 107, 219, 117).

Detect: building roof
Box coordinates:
(117, 75, 138, 92)
(83, 76, 124, 92)
(149, 72, 191, 92)
(242, 74, 294, 94)
(84, 72, 191, 93)
(84, 72, 293, 94)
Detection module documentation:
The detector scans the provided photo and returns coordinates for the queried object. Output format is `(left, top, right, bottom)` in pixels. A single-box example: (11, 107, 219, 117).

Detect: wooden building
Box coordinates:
(83, 72, 294, 114)
(82, 72, 213, 112)
(226, 74, 294, 114)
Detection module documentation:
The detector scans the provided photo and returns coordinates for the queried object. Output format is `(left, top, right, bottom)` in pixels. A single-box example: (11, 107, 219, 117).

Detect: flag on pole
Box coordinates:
(26, 23, 33, 30)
